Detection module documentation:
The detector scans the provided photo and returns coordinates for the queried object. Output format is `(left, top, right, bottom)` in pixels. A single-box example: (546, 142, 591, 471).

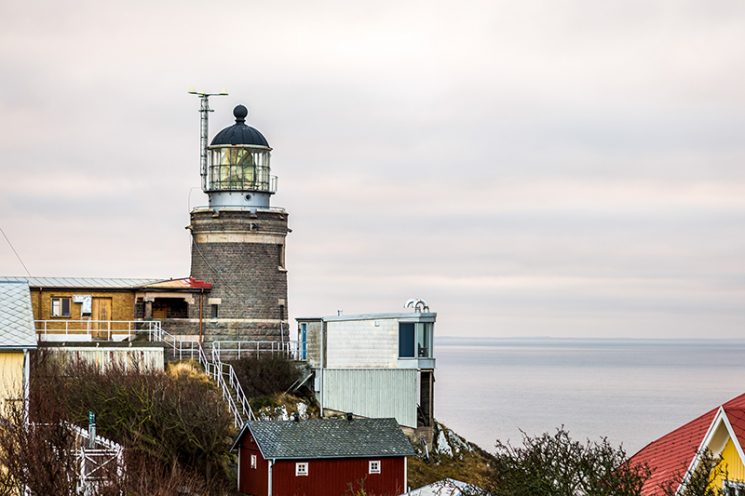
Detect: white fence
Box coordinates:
(211, 339, 298, 360)
(35, 320, 162, 343)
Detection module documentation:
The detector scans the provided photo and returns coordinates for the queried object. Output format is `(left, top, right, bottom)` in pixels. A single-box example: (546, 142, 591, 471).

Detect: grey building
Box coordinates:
(297, 307, 436, 441)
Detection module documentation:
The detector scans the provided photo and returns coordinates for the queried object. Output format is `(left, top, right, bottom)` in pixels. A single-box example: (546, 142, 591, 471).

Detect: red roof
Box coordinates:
(630, 392, 745, 495)
(142, 277, 213, 290)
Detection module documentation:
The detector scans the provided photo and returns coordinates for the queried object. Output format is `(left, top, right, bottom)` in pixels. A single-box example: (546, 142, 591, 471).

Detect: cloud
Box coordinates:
(1, 0, 744, 337)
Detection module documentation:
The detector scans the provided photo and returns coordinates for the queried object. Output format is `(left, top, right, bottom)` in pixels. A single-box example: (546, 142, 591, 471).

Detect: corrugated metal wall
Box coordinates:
(48, 347, 164, 372)
(321, 368, 417, 427)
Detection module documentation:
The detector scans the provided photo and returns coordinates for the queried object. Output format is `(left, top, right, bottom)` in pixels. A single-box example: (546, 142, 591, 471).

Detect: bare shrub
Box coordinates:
(0, 351, 238, 495)
(230, 354, 302, 397)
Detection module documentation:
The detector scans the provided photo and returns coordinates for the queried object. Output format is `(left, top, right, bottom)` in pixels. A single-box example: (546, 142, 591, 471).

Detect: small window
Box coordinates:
(295, 462, 309, 476)
(369, 460, 381, 474)
(250, 454, 257, 469)
(210, 304, 219, 319)
(51, 297, 71, 318)
(277, 244, 286, 270)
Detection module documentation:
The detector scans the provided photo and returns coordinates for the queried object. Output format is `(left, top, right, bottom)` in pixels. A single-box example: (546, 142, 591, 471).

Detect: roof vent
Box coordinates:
(346, 412, 354, 421)
(292, 412, 300, 423)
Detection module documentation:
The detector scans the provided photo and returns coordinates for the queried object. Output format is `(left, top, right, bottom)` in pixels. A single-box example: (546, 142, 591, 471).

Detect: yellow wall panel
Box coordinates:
(712, 438, 745, 488)
(31, 290, 136, 321)
(0, 352, 24, 415)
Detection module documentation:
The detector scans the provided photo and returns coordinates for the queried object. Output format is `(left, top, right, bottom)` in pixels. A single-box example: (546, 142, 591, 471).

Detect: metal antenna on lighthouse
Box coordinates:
(189, 90, 228, 189)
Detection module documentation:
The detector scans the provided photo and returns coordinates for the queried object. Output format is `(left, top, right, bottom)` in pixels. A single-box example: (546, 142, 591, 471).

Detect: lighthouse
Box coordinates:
(188, 104, 289, 343)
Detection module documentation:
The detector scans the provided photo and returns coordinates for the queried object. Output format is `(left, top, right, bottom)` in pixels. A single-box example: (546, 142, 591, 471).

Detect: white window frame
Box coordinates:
(51, 297, 71, 318)
(250, 454, 257, 469)
(295, 462, 309, 476)
(369, 460, 381, 474)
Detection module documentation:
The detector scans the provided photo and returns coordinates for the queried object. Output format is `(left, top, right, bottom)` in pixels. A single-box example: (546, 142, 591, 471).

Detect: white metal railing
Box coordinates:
(210, 346, 255, 424)
(35, 320, 162, 343)
(160, 330, 254, 427)
(161, 329, 202, 362)
(211, 340, 298, 360)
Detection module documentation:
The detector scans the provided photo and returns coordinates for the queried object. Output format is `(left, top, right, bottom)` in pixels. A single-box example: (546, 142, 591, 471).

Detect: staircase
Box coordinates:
(161, 330, 255, 428)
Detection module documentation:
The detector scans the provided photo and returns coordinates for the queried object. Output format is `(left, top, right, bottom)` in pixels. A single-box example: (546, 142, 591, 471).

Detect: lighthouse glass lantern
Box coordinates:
(203, 105, 276, 209)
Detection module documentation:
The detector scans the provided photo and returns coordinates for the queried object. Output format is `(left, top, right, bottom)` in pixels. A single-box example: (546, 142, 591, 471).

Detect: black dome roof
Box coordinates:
(210, 105, 270, 147)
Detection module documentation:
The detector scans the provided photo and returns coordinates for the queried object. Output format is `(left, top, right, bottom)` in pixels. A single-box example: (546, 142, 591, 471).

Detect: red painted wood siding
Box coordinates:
(239, 433, 269, 495)
(271, 457, 406, 496)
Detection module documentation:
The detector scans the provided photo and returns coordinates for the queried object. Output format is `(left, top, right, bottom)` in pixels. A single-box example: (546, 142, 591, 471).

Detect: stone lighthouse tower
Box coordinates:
(188, 104, 289, 343)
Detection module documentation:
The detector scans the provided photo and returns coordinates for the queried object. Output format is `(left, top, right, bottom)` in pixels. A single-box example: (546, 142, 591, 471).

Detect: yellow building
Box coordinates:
(2, 276, 211, 342)
(630, 392, 745, 495)
(0, 281, 37, 417)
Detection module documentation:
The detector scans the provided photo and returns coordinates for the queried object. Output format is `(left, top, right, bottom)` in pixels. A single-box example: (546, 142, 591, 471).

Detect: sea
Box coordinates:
(434, 337, 745, 455)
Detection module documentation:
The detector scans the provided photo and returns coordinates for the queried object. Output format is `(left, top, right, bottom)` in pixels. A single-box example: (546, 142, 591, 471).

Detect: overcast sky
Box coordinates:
(1, 0, 744, 338)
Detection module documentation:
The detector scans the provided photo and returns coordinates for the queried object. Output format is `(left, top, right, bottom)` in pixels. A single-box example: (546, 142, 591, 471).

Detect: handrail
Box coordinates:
(211, 346, 255, 423)
(35, 320, 162, 342)
(211, 339, 298, 360)
(160, 329, 254, 427)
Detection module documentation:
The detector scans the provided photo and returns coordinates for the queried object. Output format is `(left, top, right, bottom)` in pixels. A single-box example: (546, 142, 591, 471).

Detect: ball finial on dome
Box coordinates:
(233, 105, 248, 123)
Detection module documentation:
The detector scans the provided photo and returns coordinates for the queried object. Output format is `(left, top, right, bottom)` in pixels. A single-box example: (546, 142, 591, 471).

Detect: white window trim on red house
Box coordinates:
(295, 462, 309, 476)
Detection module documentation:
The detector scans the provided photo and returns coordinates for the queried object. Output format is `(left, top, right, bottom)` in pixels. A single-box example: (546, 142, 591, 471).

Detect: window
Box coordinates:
(51, 297, 71, 318)
(369, 460, 381, 474)
(208, 148, 272, 191)
(250, 454, 257, 469)
(399, 322, 433, 358)
(210, 304, 219, 319)
(277, 244, 286, 270)
(399, 323, 415, 357)
(724, 481, 745, 496)
(295, 462, 309, 476)
(416, 323, 433, 358)
(300, 323, 307, 360)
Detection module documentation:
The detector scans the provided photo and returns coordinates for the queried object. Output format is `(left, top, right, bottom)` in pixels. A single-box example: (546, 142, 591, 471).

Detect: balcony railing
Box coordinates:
(211, 340, 298, 361)
(35, 320, 162, 343)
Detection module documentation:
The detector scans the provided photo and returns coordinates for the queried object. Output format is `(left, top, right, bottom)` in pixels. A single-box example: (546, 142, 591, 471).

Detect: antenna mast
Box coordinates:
(189, 90, 228, 190)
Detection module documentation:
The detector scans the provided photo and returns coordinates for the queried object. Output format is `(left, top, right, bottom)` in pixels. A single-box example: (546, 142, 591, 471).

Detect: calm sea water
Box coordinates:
(434, 337, 745, 455)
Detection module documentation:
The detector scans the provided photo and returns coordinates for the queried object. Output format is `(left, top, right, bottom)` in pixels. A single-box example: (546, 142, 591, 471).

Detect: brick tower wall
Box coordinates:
(188, 208, 289, 343)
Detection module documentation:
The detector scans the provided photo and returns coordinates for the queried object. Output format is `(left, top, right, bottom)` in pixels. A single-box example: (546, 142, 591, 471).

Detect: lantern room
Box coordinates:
(203, 105, 277, 209)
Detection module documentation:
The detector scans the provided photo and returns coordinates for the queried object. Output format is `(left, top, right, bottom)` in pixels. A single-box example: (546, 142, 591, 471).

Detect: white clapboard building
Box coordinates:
(296, 300, 436, 440)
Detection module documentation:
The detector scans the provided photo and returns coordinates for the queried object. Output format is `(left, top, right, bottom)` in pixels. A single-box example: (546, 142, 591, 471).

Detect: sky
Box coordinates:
(1, 0, 744, 338)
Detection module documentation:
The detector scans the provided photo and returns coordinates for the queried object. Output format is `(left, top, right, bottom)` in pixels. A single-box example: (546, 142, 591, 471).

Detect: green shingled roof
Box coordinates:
(233, 418, 415, 460)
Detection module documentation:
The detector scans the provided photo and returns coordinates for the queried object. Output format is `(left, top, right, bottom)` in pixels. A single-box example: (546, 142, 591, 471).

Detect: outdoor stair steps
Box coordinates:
(160, 329, 255, 428)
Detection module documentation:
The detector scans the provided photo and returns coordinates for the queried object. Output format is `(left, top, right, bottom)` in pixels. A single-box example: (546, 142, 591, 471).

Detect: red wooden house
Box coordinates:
(232, 417, 414, 496)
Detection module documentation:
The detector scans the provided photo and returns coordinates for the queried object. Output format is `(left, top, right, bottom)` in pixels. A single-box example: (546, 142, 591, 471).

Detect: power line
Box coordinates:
(0, 226, 31, 276)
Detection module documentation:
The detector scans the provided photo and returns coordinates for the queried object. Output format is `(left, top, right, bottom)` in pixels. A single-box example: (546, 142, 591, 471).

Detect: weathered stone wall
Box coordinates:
(188, 208, 289, 343)
(162, 318, 291, 345)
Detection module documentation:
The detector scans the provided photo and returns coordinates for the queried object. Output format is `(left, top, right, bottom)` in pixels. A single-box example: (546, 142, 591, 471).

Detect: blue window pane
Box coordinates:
(399, 323, 415, 357)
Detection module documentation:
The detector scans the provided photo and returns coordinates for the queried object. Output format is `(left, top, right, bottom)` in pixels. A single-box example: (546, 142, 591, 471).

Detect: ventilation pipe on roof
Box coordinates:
(405, 298, 430, 313)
